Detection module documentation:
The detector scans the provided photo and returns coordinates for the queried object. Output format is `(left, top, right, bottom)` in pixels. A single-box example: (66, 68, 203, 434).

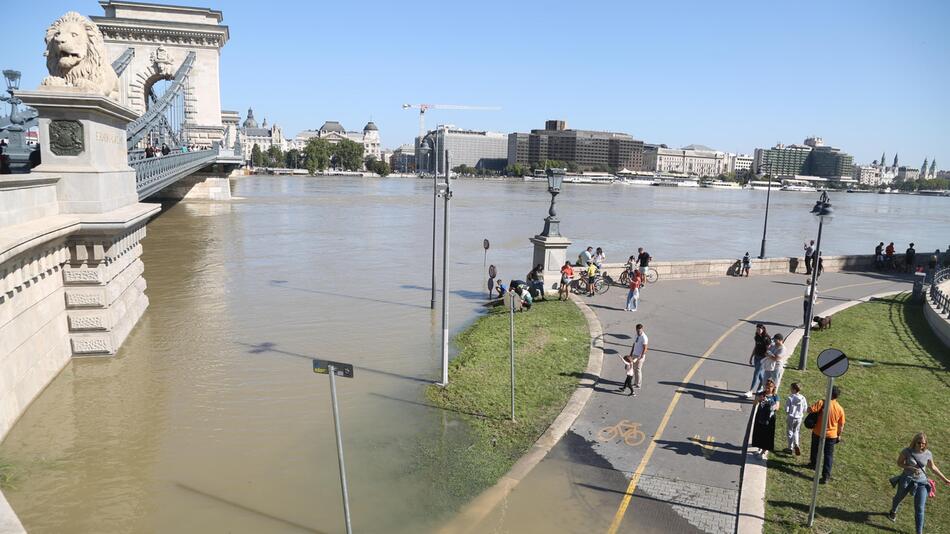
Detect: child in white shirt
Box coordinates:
(784, 382, 808, 456)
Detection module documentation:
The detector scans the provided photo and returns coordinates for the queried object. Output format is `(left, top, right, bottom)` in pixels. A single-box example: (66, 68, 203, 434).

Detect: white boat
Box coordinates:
(653, 177, 700, 187)
(703, 180, 742, 189)
(621, 177, 656, 187)
(747, 180, 779, 190)
(781, 179, 818, 192)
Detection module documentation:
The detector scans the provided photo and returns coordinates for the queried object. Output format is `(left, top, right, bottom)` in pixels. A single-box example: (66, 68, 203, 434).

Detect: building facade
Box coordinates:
(390, 144, 416, 173)
(238, 107, 290, 163)
(418, 125, 508, 174)
(642, 144, 729, 177)
(753, 137, 853, 179)
(731, 154, 754, 176)
(292, 121, 382, 162)
(897, 167, 920, 181)
(508, 120, 644, 172)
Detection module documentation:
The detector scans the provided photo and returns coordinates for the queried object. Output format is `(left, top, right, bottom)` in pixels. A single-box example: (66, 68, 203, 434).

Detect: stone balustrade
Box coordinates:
(596, 254, 876, 281)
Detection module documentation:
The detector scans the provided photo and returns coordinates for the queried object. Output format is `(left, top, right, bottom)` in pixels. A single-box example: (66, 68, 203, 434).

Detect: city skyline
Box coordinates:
(4, 0, 949, 167)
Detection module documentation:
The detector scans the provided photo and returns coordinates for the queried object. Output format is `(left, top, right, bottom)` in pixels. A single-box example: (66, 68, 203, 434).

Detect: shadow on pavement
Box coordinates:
(586, 302, 628, 312)
(574, 482, 735, 516)
(648, 348, 749, 368)
(659, 380, 746, 404)
(766, 500, 899, 533)
(654, 438, 744, 466)
(739, 319, 798, 329)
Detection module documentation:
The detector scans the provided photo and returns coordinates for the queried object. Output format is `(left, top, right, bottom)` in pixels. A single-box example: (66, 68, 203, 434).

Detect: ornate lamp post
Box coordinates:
(798, 191, 834, 371)
(530, 168, 571, 295)
(0, 69, 39, 174)
(758, 162, 773, 259)
(541, 168, 565, 237)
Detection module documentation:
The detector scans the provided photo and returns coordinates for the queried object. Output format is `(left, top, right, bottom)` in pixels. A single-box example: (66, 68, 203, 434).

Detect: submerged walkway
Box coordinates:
(469, 271, 911, 534)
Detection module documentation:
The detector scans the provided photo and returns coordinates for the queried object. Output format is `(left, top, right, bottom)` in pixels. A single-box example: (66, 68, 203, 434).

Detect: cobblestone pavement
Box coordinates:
(475, 271, 911, 533)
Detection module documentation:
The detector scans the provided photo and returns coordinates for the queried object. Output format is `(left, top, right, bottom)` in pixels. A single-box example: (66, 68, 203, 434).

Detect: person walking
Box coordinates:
(875, 242, 885, 270)
(763, 333, 788, 390)
(745, 324, 772, 398)
(886, 242, 896, 270)
(628, 324, 649, 390)
(888, 432, 950, 533)
(742, 252, 752, 277)
(624, 268, 642, 312)
(615, 354, 636, 397)
(161, 143, 171, 156)
(559, 261, 574, 301)
(784, 382, 807, 456)
(804, 240, 815, 275)
(808, 385, 845, 484)
(803, 283, 816, 327)
(750, 379, 780, 458)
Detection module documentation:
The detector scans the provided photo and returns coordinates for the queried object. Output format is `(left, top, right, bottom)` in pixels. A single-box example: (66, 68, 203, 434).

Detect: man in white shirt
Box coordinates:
(578, 246, 593, 267)
(628, 324, 649, 389)
(785, 382, 807, 456)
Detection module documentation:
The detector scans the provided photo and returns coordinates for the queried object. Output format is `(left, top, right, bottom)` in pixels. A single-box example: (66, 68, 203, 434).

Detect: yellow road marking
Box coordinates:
(605, 280, 885, 533)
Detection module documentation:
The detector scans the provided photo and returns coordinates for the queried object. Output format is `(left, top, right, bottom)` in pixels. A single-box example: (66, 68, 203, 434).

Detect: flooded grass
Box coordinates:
(421, 299, 590, 513)
(764, 293, 950, 533)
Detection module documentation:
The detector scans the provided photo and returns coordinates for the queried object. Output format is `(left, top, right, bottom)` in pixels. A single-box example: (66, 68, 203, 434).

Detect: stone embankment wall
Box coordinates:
(597, 254, 875, 280)
(924, 281, 950, 348)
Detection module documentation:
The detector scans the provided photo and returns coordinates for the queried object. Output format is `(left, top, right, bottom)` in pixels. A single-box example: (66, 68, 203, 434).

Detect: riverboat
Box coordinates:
(703, 180, 742, 189)
(780, 179, 818, 192)
(620, 177, 657, 186)
(653, 177, 700, 187)
(747, 180, 779, 190)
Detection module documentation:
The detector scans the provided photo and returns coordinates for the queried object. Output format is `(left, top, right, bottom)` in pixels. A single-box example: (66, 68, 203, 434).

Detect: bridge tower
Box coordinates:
(92, 1, 229, 149)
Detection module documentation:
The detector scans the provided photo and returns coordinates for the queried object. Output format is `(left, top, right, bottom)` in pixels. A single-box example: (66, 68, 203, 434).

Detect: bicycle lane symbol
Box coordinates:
(597, 420, 646, 447)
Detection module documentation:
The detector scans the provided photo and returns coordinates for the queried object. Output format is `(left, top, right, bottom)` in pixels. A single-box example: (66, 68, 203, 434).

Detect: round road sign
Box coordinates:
(484, 239, 490, 250)
(817, 348, 849, 377)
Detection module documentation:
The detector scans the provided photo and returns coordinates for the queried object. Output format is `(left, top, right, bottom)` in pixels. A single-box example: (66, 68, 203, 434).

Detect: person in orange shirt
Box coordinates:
(558, 261, 574, 301)
(808, 385, 845, 484)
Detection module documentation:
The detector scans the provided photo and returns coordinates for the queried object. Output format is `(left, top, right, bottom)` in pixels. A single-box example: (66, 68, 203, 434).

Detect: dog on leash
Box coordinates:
(813, 315, 832, 331)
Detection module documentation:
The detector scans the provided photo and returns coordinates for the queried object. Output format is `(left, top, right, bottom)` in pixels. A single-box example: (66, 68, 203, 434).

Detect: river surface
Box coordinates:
(1, 177, 947, 533)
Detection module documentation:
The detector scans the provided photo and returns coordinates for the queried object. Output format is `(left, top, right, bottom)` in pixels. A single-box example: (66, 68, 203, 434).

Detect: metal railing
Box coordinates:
(929, 267, 950, 318)
(130, 145, 219, 199)
(126, 51, 195, 150)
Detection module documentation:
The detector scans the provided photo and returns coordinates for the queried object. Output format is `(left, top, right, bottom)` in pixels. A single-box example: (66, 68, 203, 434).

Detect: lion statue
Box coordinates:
(40, 12, 119, 101)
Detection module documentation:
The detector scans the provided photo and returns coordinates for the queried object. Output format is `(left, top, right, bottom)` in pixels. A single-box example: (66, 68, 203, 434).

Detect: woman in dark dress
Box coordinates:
(751, 379, 780, 458)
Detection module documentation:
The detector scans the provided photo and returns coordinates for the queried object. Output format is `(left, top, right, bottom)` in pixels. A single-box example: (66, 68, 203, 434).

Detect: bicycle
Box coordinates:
(618, 267, 658, 285)
(571, 272, 609, 295)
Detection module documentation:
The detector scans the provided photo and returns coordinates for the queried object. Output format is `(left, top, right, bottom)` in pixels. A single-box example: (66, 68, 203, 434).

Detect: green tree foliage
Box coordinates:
(452, 164, 479, 175)
(303, 138, 331, 174)
(331, 139, 364, 171)
(284, 148, 300, 168)
(250, 143, 263, 167)
(365, 157, 391, 176)
(266, 145, 283, 168)
(505, 163, 527, 177)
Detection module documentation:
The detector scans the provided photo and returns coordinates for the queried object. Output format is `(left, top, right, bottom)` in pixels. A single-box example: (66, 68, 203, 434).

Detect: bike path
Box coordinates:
(474, 271, 911, 533)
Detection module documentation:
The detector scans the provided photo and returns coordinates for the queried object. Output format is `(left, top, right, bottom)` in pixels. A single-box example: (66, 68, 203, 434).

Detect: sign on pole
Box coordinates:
(483, 238, 490, 271)
(313, 359, 355, 534)
(816, 348, 848, 377)
(807, 348, 848, 527)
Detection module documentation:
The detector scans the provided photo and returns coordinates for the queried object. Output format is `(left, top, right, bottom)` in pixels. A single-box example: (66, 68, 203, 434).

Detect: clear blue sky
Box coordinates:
(4, 0, 949, 168)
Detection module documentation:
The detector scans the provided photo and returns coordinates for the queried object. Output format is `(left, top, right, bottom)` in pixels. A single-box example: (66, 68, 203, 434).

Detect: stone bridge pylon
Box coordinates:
(92, 0, 230, 149)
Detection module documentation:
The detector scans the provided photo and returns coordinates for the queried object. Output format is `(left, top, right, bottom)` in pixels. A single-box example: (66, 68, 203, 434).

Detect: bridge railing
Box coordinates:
(929, 267, 950, 318)
(130, 145, 219, 199)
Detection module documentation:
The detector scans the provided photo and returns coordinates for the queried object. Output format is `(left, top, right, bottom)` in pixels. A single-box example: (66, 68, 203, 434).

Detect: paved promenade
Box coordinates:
(472, 271, 911, 533)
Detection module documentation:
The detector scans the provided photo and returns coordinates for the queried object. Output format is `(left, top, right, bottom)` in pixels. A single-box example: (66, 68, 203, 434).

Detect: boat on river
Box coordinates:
(703, 180, 742, 189)
(747, 180, 779, 190)
(781, 179, 818, 192)
(653, 177, 700, 187)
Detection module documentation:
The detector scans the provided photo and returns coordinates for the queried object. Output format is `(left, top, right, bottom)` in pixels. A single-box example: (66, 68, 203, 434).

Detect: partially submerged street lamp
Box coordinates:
(798, 191, 834, 371)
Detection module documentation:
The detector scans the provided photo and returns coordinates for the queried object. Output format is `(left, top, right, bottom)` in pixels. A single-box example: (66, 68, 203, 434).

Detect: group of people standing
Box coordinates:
(144, 143, 199, 158)
(875, 241, 949, 276)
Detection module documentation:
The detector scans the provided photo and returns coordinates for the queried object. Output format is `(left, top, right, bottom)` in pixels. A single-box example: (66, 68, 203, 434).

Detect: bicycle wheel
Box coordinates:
(573, 279, 587, 294)
(618, 270, 630, 286)
(595, 278, 609, 295)
(645, 268, 658, 284)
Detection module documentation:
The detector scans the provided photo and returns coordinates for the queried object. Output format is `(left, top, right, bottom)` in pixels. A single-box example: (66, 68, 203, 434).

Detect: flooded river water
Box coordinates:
(1, 177, 947, 533)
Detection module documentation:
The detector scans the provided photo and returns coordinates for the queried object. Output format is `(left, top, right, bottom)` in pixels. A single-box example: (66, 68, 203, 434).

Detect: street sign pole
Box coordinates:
(509, 290, 516, 421)
(314, 360, 355, 534)
(807, 348, 848, 527)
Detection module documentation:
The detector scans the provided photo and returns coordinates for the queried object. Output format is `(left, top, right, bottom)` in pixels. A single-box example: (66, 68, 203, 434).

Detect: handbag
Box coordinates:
(803, 409, 820, 429)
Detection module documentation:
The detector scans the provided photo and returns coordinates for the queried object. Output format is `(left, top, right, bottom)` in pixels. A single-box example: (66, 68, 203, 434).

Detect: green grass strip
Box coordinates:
(421, 299, 590, 506)
(764, 293, 949, 533)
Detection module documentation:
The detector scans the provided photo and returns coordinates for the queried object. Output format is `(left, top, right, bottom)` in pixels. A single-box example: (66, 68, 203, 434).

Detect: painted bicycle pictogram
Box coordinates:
(597, 419, 646, 447)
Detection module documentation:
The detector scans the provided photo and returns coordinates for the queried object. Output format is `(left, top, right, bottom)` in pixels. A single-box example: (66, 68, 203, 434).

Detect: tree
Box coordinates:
(330, 139, 364, 171)
(266, 145, 283, 168)
(505, 163, 527, 177)
(452, 164, 478, 175)
(250, 143, 263, 168)
(368, 159, 391, 177)
(303, 138, 330, 174)
(285, 148, 300, 168)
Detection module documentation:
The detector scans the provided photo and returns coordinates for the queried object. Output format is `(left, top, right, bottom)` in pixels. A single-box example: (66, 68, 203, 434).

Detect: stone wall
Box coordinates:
(924, 281, 950, 349)
(597, 254, 876, 281)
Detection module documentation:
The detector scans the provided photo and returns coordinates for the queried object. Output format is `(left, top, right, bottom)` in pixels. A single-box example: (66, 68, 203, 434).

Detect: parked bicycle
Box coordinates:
(618, 267, 658, 285)
(572, 271, 610, 295)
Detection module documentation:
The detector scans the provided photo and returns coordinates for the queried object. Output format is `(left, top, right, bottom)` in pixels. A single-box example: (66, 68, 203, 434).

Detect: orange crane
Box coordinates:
(401, 103, 501, 142)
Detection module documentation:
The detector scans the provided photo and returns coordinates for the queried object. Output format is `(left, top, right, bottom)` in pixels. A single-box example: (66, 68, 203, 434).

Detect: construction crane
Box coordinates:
(401, 103, 501, 143)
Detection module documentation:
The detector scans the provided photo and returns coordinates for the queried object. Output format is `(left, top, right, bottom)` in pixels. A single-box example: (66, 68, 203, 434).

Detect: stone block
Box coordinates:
(70, 335, 113, 355)
(67, 312, 109, 331)
(65, 290, 105, 308)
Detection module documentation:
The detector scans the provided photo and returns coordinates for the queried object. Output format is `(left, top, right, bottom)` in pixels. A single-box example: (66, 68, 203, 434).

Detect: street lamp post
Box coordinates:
(758, 162, 773, 259)
(541, 168, 565, 237)
(439, 150, 452, 386)
(798, 191, 833, 371)
(427, 147, 437, 310)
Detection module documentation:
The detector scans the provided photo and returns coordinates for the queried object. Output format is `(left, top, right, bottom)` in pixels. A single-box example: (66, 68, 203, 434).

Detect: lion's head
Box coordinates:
(41, 12, 118, 101)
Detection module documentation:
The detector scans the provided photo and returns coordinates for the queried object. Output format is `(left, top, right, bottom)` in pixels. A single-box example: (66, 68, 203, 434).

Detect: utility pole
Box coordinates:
(439, 150, 452, 386)
(509, 290, 516, 421)
(430, 149, 437, 309)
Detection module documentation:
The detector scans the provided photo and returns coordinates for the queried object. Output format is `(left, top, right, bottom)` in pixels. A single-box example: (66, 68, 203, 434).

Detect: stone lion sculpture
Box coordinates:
(40, 12, 119, 101)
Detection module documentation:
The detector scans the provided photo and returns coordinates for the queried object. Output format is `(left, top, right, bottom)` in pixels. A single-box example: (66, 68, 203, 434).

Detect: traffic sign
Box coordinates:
(816, 348, 848, 377)
(313, 359, 355, 378)
(483, 239, 490, 250)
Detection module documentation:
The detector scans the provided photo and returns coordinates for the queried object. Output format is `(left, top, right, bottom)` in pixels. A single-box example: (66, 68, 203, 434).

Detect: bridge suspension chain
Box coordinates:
(126, 51, 195, 151)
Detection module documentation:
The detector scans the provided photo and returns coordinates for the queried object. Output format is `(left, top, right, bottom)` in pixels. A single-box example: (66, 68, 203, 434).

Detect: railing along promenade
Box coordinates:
(929, 267, 950, 318)
(130, 146, 219, 200)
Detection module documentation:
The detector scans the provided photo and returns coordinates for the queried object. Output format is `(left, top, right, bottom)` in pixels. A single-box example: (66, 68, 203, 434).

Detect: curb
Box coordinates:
(437, 295, 604, 534)
(735, 290, 905, 534)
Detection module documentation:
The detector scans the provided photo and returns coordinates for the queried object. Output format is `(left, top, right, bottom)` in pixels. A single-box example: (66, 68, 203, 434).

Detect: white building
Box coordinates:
(643, 144, 729, 177)
(730, 154, 754, 175)
(237, 107, 290, 163)
(293, 121, 382, 162)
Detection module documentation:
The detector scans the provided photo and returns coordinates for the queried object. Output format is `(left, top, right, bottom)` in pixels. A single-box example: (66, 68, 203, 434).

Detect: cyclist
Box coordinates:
(586, 261, 597, 297)
(636, 247, 652, 279)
